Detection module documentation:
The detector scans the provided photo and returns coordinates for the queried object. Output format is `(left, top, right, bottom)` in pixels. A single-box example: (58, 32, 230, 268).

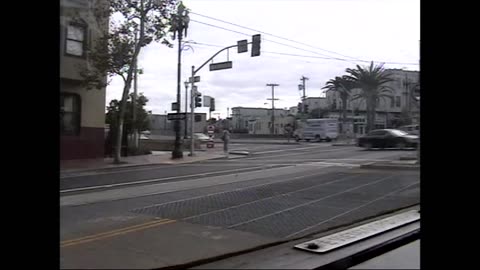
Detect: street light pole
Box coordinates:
(190, 65, 195, 157)
(172, 29, 183, 159)
(171, 2, 189, 159)
(184, 81, 189, 139)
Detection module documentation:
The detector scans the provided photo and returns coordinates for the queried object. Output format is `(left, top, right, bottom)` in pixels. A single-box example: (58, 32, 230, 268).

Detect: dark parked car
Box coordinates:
(357, 129, 419, 149)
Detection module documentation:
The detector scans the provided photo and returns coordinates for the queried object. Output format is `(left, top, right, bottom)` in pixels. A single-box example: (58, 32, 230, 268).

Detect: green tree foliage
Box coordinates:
(105, 93, 151, 156)
(344, 62, 394, 132)
(80, 0, 179, 163)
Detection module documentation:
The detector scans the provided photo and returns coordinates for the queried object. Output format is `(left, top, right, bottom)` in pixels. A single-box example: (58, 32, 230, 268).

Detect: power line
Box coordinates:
(190, 19, 251, 37)
(264, 51, 419, 65)
(262, 38, 355, 62)
(191, 20, 353, 62)
(190, 11, 363, 61)
(188, 41, 420, 66)
(190, 20, 419, 66)
(189, 42, 342, 66)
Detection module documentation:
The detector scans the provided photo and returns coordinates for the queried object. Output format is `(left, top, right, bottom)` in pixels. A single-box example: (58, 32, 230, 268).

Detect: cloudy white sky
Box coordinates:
(106, 0, 420, 119)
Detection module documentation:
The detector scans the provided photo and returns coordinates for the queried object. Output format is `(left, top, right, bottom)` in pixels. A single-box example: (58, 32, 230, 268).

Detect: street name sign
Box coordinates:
(209, 61, 233, 71)
(167, 113, 186, 120)
(189, 76, 200, 83)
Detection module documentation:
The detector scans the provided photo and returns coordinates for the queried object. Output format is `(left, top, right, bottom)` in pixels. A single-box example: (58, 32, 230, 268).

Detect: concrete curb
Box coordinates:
(229, 151, 251, 156)
(60, 153, 227, 176)
(399, 156, 417, 161)
(230, 141, 300, 145)
(360, 162, 420, 171)
(60, 162, 164, 175)
(332, 143, 357, 146)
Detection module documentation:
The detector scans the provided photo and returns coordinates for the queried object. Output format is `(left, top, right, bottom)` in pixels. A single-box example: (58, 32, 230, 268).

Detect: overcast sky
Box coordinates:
(106, 0, 420, 119)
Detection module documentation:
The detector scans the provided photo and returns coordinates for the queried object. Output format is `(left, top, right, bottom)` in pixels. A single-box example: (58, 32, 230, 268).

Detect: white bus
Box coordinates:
(295, 118, 339, 142)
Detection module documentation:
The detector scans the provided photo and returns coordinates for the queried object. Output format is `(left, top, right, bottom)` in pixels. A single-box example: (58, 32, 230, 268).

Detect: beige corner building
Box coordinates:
(60, 0, 108, 160)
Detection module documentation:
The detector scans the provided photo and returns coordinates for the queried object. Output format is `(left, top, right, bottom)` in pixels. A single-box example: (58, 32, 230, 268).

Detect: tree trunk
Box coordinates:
(112, 2, 146, 164)
(341, 97, 348, 134)
(366, 98, 375, 133)
(113, 87, 130, 164)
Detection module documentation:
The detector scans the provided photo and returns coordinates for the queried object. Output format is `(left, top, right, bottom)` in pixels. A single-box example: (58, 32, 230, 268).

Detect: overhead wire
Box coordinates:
(190, 11, 363, 61)
(187, 40, 419, 66)
(190, 20, 418, 66)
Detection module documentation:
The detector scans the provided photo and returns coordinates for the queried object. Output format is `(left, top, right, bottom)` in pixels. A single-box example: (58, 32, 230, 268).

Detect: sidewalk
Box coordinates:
(60, 147, 229, 175)
(360, 153, 419, 170)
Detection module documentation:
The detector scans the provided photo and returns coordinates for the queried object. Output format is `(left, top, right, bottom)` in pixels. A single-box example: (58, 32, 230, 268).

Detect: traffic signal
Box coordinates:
(297, 103, 303, 113)
(195, 91, 202, 107)
(304, 104, 309, 114)
(210, 98, 215, 112)
(251, 34, 261, 57)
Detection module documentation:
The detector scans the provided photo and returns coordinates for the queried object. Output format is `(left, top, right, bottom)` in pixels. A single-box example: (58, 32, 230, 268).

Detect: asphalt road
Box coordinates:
(60, 143, 410, 192)
(60, 142, 419, 269)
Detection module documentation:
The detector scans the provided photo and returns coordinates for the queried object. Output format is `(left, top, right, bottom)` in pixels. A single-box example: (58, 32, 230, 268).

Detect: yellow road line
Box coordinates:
(61, 219, 176, 248)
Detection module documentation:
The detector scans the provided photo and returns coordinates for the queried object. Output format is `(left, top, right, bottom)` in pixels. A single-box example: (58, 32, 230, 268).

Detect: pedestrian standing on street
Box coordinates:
(221, 129, 230, 158)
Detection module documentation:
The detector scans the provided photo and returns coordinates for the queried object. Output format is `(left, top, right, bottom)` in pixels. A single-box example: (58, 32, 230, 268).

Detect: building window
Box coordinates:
(395, 96, 401, 107)
(65, 23, 87, 57)
(61, 93, 81, 135)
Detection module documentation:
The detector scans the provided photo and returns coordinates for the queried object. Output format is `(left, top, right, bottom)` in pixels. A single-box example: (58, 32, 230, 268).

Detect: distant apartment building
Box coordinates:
(289, 106, 298, 116)
(231, 107, 295, 135)
(324, 69, 419, 134)
(60, 0, 108, 160)
(302, 97, 329, 111)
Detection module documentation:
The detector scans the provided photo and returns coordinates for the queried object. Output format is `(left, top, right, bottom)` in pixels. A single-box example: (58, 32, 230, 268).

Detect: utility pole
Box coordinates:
(266, 83, 279, 134)
(300, 76, 308, 100)
(227, 107, 229, 118)
(164, 110, 167, 131)
(132, 31, 138, 151)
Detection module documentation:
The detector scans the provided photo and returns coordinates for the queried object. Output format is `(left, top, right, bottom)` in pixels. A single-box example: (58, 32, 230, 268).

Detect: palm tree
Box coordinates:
(322, 76, 355, 133)
(344, 62, 394, 133)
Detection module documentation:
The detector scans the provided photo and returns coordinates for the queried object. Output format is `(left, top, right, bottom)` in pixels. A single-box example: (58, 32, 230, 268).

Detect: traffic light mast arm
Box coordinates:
(193, 43, 251, 75)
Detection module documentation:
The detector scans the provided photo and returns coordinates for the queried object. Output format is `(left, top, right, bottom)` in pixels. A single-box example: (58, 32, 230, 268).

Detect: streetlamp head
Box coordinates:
(184, 81, 189, 88)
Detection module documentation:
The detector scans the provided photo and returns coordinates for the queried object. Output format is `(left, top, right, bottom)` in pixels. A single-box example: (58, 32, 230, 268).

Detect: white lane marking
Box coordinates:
(183, 174, 360, 221)
(304, 162, 360, 167)
(216, 158, 391, 164)
(60, 165, 271, 193)
(227, 175, 395, 228)
(132, 168, 336, 211)
(242, 147, 351, 160)
(60, 163, 196, 179)
(253, 145, 335, 155)
(285, 181, 420, 238)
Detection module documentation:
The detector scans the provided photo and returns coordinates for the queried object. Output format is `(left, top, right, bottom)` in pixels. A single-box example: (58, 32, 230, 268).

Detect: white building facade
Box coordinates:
(231, 107, 295, 135)
(324, 69, 419, 134)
